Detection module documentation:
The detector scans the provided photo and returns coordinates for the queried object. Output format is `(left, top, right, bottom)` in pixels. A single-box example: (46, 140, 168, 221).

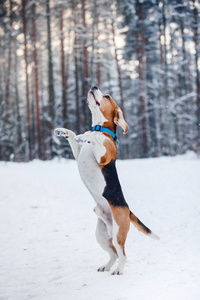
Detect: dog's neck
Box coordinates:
(91, 107, 107, 128)
(101, 121, 117, 134)
(91, 108, 117, 134)
(92, 125, 118, 143)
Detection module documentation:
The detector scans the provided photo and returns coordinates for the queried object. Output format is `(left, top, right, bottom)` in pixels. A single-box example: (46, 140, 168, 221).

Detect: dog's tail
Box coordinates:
(130, 211, 160, 240)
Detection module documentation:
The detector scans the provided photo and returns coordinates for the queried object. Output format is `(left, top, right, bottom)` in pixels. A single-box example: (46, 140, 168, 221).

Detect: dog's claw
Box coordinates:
(97, 267, 105, 272)
(111, 269, 123, 275)
(54, 128, 68, 138)
(97, 265, 111, 272)
(54, 130, 60, 136)
(74, 134, 92, 144)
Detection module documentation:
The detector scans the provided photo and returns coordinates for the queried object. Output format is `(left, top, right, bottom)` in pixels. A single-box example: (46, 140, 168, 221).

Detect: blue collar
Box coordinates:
(92, 125, 118, 143)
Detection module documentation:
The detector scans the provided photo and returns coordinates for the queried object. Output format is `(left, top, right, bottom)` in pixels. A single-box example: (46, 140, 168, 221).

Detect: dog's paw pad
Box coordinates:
(74, 134, 91, 144)
(74, 138, 85, 144)
(54, 128, 68, 138)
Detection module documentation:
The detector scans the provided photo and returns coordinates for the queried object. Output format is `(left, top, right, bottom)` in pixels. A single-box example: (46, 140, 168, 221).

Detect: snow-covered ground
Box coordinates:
(0, 152, 200, 300)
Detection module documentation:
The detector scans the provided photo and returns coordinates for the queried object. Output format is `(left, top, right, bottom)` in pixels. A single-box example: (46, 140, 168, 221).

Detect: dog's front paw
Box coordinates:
(54, 128, 69, 138)
(74, 134, 91, 144)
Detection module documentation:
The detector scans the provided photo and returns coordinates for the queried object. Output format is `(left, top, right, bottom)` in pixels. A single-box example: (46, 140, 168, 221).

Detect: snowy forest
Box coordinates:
(0, 0, 200, 161)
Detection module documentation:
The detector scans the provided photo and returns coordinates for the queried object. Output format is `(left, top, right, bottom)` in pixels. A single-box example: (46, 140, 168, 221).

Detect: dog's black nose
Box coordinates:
(92, 86, 98, 90)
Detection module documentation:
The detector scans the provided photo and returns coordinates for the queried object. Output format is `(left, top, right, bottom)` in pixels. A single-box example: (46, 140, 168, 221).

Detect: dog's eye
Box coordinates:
(105, 95, 110, 100)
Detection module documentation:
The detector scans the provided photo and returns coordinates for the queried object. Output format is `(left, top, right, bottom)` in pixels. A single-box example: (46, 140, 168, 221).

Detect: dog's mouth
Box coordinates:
(88, 90, 100, 106)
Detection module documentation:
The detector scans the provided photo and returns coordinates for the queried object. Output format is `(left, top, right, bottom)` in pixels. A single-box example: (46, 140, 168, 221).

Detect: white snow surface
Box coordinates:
(0, 152, 200, 300)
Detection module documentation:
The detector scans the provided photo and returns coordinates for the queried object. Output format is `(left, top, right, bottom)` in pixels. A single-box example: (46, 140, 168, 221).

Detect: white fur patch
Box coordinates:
(77, 140, 106, 197)
(75, 131, 108, 164)
(87, 90, 108, 127)
(91, 133, 108, 164)
(94, 205, 112, 236)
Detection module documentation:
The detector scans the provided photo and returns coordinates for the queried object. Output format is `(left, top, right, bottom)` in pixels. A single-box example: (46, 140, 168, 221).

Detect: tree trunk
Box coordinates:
(3, 0, 14, 161)
(73, 1, 80, 134)
(136, 0, 150, 158)
(46, 0, 55, 126)
(111, 21, 125, 118)
(32, 3, 41, 158)
(111, 20, 130, 158)
(96, 21, 101, 88)
(60, 5, 67, 127)
(192, 0, 200, 148)
(161, 0, 169, 155)
(46, 0, 55, 160)
(22, 0, 31, 160)
(81, 0, 90, 131)
(5, 0, 13, 111)
(156, 0, 164, 156)
(14, 43, 23, 161)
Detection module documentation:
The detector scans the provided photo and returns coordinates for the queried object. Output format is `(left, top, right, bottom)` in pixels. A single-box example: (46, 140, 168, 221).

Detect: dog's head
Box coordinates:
(87, 86, 128, 134)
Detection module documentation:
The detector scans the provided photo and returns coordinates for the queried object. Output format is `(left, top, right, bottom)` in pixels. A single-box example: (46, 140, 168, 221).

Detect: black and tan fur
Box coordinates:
(55, 86, 159, 275)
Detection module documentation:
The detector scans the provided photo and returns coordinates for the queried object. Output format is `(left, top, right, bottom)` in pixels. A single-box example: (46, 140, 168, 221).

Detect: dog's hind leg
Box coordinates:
(94, 205, 112, 236)
(95, 218, 118, 272)
(110, 206, 130, 275)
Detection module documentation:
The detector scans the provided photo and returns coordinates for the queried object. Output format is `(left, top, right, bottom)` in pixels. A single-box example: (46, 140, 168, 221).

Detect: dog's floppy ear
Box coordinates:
(114, 108, 128, 134)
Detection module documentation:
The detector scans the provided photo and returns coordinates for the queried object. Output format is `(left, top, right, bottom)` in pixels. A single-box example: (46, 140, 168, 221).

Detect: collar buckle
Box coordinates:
(93, 125, 101, 131)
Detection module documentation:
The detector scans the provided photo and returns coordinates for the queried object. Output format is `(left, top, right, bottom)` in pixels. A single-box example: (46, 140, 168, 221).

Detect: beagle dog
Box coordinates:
(54, 86, 159, 275)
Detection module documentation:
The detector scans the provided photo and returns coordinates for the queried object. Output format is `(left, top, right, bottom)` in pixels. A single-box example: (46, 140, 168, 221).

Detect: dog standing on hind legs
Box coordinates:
(55, 86, 159, 275)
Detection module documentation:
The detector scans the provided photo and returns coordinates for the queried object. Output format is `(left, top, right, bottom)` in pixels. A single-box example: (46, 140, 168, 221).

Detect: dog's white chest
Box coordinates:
(77, 143, 106, 199)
